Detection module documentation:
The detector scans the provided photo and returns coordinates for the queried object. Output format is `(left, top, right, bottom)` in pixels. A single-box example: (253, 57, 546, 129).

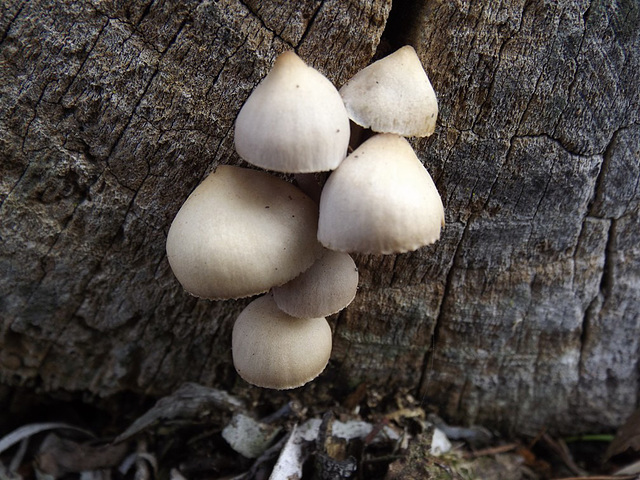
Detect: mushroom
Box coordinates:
(234, 50, 351, 173)
(232, 294, 332, 389)
(166, 165, 323, 299)
(339, 45, 438, 137)
(272, 249, 358, 318)
(318, 133, 444, 254)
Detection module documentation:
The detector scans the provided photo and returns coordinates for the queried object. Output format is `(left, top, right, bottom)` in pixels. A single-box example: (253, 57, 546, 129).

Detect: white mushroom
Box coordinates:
(232, 294, 332, 389)
(318, 134, 444, 254)
(234, 51, 351, 173)
(339, 45, 438, 137)
(272, 249, 358, 318)
(166, 165, 323, 299)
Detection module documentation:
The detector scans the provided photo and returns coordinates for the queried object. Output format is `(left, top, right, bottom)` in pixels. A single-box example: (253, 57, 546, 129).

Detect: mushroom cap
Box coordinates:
(339, 45, 438, 137)
(318, 134, 445, 254)
(234, 50, 350, 173)
(232, 294, 332, 389)
(166, 165, 323, 299)
(272, 249, 358, 318)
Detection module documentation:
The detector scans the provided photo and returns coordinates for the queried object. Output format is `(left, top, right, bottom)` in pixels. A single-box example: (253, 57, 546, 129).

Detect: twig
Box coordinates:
(466, 443, 518, 458)
(542, 433, 587, 477)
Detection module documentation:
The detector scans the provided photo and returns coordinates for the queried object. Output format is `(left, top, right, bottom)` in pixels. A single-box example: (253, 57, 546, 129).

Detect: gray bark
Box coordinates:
(1, 0, 638, 436)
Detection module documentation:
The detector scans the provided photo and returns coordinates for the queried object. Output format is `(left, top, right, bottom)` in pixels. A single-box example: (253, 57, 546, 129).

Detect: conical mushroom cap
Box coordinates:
(166, 165, 323, 299)
(272, 249, 358, 318)
(318, 134, 444, 254)
(234, 51, 350, 173)
(232, 295, 332, 390)
(339, 45, 438, 137)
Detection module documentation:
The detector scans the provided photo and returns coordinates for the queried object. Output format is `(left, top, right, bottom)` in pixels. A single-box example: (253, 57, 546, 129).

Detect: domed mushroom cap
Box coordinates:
(234, 50, 351, 173)
(166, 165, 323, 299)
(339, 45, 438, 137)
(318, 134, 444, 254)
(272, 249, 358, 318)
(232, 295, 332, 389)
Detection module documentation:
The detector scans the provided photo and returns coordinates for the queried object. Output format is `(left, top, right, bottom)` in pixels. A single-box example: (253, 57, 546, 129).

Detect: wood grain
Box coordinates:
(1, 0, 638, 436)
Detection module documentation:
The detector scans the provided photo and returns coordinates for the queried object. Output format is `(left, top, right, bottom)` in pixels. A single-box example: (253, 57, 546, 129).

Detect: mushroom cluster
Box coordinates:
(166, 46, 444, 390)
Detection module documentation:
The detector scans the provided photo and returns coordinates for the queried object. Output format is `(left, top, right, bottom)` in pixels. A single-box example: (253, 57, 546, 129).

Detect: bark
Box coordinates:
(1, 0, 638, 436)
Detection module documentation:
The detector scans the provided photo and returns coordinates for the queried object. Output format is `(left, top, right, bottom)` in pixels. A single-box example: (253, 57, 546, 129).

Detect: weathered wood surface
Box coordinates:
(1, 0, 638, 436)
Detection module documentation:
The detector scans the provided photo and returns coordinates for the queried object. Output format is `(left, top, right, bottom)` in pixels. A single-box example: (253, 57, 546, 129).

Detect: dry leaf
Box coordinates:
(605, 407, 640, 460)
(0, 423, 94, 455)
(35, 434, 129, 478)
(268, 426, 307, 480)
(115, 383, 245, 443)
(222, 414, 281, 459)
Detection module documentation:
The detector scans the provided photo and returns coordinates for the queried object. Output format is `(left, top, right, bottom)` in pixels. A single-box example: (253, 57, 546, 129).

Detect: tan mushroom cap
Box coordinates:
(339, 45, 438, 137)
(234, 50, 350, 173)
(166, 165, 323, 300)
(232, 294, 332, 390)
(318, 134, 445, 254)
(272, 249, 358, 318)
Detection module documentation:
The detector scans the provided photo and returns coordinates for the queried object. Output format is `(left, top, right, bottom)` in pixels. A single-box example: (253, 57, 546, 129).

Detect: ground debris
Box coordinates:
(0, 382, 631, 480)
(314, 412, 357, 479)
(36, 434, 129, 478)
(115, 383, 245, 443)
(222, 414, 281, 459)
(268, 425, 308, 480)
(605, 406, 640, 460)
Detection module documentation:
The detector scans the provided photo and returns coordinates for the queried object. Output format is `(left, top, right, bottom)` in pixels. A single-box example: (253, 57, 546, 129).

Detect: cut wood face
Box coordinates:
(1, 0, 639, 438)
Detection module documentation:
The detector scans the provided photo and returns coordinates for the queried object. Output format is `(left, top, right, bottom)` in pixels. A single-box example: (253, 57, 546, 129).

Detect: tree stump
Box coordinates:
(1, 0, 638, 436)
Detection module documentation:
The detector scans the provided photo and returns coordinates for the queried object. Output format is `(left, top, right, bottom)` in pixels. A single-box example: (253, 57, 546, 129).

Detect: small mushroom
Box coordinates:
(234, 50, 351, 173)
(166, 165, 323, 299)
(272, 249, 358, 318)
(318, 133, 444, 254)
(339, 45, 438, 137)
(232, 294, 332, 389)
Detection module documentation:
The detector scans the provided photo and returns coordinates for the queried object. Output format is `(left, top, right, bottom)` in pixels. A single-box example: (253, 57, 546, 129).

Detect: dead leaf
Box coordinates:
(605, 406, 640, 460)
(0, 423, 95, 455)
(613, 458, 640, 475)
(222, 414, 281, 459)
(115, 383, 245, 443)
(35, 434, 129, 478)
(426, 413, 492, 447)
(430, 428, 452, 456)
(268, 425, 308, 480)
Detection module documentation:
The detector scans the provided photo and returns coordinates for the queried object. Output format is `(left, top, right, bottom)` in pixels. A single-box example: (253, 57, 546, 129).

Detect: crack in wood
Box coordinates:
(551, 1, 593, 144)
(0, 0, 26, 46)
(418, 218, 470, 396)
(134, 0, 156, 28)
(588, 126, 635, 219)
(57, 20, 110, 103)
(20, 83, 50, 154)
(105, 22, 186, 169)
(576, 216, 614, 397)
(144, 332, 177, 394)
(295, 1, 323, 50)
(0, 160, 30, 213)
(598, 218, 616, 299)
(236, 0, 297, 49)
(517, 4, 563, 135)
(8, 164, 112, 341)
